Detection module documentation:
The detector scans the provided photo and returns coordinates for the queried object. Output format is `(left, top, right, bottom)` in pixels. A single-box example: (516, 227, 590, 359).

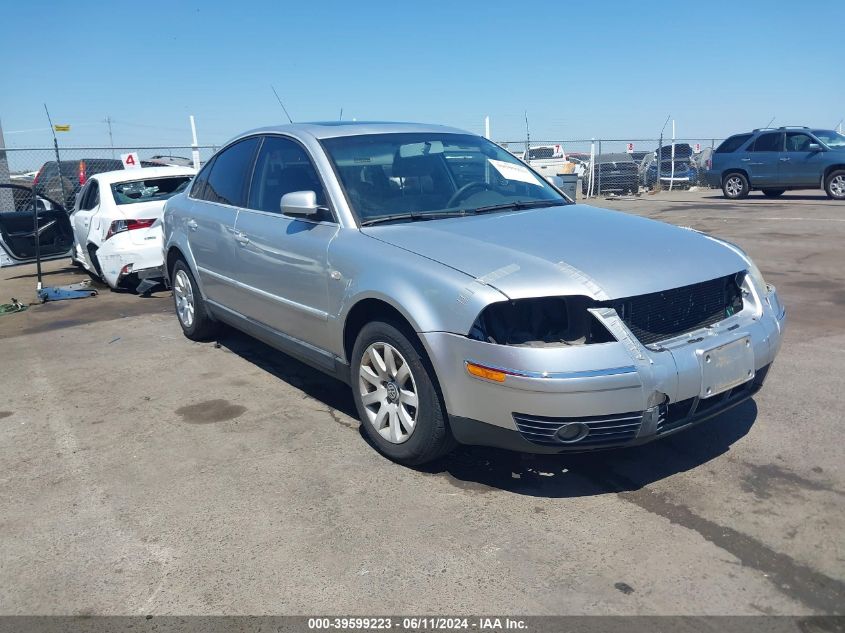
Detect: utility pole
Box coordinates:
(104, 116, 115, 158)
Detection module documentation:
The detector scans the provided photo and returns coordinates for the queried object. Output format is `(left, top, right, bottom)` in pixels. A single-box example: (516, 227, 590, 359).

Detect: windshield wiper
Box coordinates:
(471, 200, 567, 215)
(360, 209, 471, 227)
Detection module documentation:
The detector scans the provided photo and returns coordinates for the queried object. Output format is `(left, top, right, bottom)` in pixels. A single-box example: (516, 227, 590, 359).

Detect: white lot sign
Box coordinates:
(121, 152, 141, 169)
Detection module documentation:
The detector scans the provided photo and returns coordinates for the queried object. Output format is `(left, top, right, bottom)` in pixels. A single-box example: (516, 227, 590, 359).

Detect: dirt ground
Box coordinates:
(0, 189, 842, 616)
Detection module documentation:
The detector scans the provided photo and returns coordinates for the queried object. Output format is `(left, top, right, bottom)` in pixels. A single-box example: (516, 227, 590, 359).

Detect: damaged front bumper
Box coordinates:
(421, 283, 785, 454)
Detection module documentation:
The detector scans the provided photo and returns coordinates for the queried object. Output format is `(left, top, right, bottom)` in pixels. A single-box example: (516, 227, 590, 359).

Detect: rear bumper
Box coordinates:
(421, 283, 785, 454)
(97, 230, 164, 289)
(705, 170, 722, 188)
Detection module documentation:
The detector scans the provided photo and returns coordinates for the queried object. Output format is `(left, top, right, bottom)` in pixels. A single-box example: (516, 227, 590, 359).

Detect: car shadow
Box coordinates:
(701, 193, 832, 202)
(213, 326, 357, 418)
(4, 264, 86, 280)
(211, 325, 758, 498)
(419, 400, 758, 498)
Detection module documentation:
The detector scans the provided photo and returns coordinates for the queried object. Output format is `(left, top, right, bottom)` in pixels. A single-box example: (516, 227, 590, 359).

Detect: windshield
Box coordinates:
(813, 130, 845, 149)
(110, 175, 192, 205)
(321, 133, 567, 224)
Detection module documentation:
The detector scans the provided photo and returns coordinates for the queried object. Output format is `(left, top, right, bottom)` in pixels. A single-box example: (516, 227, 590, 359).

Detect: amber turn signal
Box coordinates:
(465, 362, 507, 383)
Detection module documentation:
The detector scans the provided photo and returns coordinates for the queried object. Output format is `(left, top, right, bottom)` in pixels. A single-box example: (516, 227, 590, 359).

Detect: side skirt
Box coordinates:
(206, 300, 351, 385)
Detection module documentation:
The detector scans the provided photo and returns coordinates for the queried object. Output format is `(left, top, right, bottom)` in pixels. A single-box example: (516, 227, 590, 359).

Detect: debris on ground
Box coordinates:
(0, 298, 28, 316)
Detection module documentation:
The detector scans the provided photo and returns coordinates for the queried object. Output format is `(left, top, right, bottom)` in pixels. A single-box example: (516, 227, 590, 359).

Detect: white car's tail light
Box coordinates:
(105, 218, 155, 241)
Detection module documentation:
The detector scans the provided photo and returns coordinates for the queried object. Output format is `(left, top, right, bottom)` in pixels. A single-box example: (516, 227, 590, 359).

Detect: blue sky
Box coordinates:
(1, 0, 842, 148)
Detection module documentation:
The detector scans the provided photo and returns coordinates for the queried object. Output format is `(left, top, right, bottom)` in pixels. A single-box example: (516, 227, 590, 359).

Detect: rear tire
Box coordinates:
(171, 259, 219, 341)
(762, 188, 786, 198)
(351, 320, 455, 466)
(824, 170, 845, 200)
(722, 172, 749, 199)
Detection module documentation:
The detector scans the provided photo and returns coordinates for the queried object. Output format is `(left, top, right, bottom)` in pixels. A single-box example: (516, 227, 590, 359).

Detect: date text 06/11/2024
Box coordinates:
(306, 617, 528, 630)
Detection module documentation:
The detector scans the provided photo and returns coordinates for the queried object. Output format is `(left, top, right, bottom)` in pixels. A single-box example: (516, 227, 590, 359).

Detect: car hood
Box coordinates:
(360, 204, 747, 301)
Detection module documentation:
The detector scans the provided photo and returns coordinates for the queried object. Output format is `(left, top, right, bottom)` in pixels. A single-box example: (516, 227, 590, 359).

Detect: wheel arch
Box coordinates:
(823, 164, 845, 180)
(722, 168, 749, 182)
(342, 296, 423, 367)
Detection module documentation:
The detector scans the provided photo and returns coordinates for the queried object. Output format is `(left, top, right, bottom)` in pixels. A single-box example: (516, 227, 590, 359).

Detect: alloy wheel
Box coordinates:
(358, 342, 419, 444)
(173, 269, 195, 328)
(830, 175, 845, 198)
(725, 176, 744, 198)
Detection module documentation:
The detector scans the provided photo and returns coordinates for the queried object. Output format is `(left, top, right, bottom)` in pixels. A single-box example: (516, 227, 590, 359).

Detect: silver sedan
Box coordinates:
(162, 122, 785, 465)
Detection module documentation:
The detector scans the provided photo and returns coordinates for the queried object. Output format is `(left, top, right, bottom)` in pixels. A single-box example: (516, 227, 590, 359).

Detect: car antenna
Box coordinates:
(764, 116, 775, 128)
(339, 107, 343, 121)
(271, 86, 293, 124)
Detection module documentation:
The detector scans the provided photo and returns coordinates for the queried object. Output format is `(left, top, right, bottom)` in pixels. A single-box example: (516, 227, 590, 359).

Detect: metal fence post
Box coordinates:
(596, 140, 602, 196)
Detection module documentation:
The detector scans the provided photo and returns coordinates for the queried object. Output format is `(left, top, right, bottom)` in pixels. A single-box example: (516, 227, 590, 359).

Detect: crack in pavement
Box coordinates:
(611, 480, 845, 614)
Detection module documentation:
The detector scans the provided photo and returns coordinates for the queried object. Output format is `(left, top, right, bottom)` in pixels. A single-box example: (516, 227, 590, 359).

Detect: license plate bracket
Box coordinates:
(699, 336, 755, 399)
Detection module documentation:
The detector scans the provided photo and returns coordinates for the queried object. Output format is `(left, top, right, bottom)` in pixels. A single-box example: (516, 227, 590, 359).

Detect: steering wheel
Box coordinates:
(446, 181, 492, 208)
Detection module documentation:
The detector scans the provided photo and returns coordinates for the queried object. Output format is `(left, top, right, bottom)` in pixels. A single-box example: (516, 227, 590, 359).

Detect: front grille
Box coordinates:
(513, 411, 643, 447)
(600, 273, 745, 346)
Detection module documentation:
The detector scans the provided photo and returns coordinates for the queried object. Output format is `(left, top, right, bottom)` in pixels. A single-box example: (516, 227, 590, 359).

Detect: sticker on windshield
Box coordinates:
(487, 159, 542, 186)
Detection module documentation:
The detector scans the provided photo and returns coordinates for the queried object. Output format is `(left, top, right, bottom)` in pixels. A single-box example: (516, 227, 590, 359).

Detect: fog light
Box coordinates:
(556, 422, 589, 443)
(119, 263, 133, 276)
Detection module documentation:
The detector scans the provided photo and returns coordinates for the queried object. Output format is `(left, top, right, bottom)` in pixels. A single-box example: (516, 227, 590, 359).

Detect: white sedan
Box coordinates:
(71, 166, 195, 291)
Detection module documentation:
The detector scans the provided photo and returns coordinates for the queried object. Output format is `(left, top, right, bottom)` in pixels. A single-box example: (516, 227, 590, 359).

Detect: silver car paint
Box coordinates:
(163, 122, 785, 448)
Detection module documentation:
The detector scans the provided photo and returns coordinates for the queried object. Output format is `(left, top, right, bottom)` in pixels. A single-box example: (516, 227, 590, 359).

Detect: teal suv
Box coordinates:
(706, 127, 845, 200)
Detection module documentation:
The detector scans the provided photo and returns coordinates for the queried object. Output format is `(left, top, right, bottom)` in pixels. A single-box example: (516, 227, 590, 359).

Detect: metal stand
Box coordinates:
(33, 105, 99, 303)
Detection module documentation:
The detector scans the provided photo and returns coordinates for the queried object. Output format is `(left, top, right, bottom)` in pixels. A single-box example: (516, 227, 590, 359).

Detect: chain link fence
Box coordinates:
(0, 145, 219, 211)
(498, 138, 723, 198)
(0, 137, 730, 212)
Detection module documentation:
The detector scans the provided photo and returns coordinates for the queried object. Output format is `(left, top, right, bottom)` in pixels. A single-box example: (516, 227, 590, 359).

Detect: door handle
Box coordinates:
(186, 219, 198, 231)
(234, 232, 250, 245)
(740, 158, 751, 162)
(779, 157, 790, 162)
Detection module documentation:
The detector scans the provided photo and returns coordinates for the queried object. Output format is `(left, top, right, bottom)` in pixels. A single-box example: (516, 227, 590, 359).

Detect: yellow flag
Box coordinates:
(54, 124, 70, 132)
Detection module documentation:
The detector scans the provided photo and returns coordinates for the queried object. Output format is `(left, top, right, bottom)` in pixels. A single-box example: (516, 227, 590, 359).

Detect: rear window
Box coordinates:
(111, 176, 192, 205)
(749, 132, 783, 152)
(715, 134, 752, 153)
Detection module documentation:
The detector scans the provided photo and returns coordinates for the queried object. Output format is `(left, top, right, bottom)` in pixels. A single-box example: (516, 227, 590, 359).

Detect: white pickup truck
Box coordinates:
(520, 144, 571, 176)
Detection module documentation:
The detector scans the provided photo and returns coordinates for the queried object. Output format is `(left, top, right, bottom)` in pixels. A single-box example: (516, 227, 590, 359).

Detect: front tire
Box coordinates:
(722, 172, 749, 199)
(171, 259, 218, 341)
(762, 188, 786, 198)
(824, 170, 845, 200)
(351, 320, 454, 465)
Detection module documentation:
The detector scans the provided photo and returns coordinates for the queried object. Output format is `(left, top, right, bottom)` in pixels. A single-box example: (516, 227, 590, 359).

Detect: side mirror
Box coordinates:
(280, 190, 318, 217)
(807, 143, 823, 152)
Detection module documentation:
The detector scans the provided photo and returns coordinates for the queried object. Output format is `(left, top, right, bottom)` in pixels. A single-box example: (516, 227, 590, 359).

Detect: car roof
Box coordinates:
(91, 165, 196, 185)
(229, 121, 472, 144)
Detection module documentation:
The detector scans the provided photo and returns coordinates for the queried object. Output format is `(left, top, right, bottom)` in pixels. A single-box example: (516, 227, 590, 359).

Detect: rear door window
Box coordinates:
(715, 135, 752, 153)
(203, 138, 261, 206)
(749, 132, 783, 152)
(190, 158, 214, 200)
(79, 181, 99, 210)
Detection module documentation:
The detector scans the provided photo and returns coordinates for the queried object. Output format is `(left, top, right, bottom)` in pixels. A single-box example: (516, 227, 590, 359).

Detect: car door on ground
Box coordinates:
(232, 134, 339, 350)
(783, 131, 826, 187)
(187, 136, 261, 307)
(0, 184, 73, 264)
(745, 131, 783, 186)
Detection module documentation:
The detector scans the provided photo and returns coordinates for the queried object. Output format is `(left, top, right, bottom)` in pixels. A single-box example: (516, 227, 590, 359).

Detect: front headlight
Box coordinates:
(467, 296, 614, 346)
